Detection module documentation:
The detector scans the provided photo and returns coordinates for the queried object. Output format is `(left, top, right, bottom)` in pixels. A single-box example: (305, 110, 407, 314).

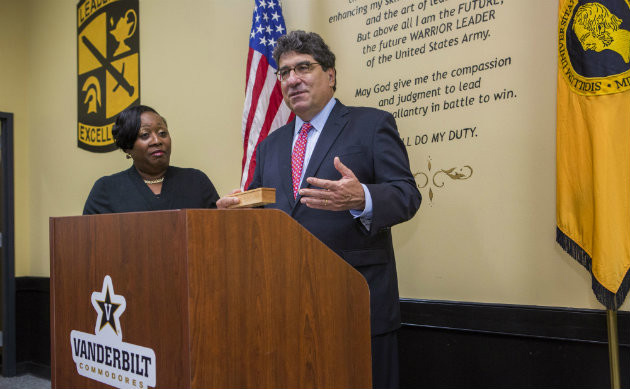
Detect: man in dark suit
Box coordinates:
(219, 30, 421, 389)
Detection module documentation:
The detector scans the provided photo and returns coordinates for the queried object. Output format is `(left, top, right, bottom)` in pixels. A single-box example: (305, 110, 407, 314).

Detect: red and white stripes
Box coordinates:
(241, 48, 294, 190)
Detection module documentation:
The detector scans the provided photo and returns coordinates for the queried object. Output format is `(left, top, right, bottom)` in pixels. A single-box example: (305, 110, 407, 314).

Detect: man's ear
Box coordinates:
(328, 68, 336, 86)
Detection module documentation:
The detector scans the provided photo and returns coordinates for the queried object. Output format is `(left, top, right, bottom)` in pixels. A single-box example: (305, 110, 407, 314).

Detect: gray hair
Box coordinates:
(273, 30, 337, 90)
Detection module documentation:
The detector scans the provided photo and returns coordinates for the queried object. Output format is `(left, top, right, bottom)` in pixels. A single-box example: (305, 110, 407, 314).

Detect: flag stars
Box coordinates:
(249, 2, 285, 49)
(244, 1, 288, 189)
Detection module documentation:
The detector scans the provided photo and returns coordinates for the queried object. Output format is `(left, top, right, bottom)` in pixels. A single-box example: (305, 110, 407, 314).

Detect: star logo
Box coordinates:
(91, 275, 126, 340)
(96, 289, 121, 333)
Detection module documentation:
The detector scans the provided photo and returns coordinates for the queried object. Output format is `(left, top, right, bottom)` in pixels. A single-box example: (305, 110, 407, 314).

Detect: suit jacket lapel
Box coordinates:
(291, 101, 349, 213)
(278, 120, 297, 208)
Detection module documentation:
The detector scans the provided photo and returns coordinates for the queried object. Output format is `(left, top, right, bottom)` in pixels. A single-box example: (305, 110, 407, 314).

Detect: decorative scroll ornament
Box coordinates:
(414, 157, 473, 203)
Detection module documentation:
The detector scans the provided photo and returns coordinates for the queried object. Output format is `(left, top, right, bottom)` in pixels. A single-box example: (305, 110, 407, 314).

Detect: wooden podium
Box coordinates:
(50, 209, 371, 389)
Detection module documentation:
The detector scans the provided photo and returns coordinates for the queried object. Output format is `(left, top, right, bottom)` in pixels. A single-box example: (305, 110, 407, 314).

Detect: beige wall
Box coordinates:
(309, 0, 630, 311)
(0, 0, 627, 311)
(0, 0, 32, 276)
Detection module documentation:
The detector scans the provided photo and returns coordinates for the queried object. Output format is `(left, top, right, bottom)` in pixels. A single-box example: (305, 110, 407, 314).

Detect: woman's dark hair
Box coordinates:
(112, 105, 163, 150)
(273, 30, 337, 90)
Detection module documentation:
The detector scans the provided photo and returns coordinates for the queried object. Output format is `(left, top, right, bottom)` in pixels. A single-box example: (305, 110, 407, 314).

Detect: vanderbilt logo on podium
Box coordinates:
(70, 275, 157, 389)
(77, 0, 140, 152)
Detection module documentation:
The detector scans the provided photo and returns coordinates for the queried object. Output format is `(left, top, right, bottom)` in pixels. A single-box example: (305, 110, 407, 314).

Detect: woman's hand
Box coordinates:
(216, 189, 242, 209)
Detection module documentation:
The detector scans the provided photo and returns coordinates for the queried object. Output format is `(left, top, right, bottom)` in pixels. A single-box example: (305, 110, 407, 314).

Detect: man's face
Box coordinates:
(574, 23, 604, 52)
(278, 52, 335, 121)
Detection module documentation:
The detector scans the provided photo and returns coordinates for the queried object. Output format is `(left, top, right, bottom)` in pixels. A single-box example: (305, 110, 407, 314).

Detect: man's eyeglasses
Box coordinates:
(275, 62, 321, 82)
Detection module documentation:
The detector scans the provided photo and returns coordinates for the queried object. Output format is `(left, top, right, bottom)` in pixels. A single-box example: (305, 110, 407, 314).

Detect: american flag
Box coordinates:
(241, 0, 294, 190)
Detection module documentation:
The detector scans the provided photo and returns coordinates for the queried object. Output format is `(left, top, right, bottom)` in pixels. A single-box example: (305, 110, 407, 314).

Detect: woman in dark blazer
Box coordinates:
(83, 105, 219, 214)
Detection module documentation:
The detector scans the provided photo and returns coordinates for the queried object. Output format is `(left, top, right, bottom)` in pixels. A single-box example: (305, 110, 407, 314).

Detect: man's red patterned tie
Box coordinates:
(291, 122, 313, 199)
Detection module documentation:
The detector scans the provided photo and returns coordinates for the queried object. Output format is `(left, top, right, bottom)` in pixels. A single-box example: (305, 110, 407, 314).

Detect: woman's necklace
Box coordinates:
(143, 177, 164, 185)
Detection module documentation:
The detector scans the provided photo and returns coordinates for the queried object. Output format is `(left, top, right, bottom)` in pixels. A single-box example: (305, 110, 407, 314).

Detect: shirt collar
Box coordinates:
(294, 97, 337, 135)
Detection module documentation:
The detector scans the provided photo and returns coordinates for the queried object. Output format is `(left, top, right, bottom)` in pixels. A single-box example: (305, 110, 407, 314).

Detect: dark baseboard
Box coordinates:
(399, 299, 630, 389)
(10, 277, 630, 388)
(16, 361, 50, 379)
(15, 277, 50, 375)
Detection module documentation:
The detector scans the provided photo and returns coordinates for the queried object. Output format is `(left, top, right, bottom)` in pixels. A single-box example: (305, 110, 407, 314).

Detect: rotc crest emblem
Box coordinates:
(558, 0, 630, 95)
(77, 0, 140, 152)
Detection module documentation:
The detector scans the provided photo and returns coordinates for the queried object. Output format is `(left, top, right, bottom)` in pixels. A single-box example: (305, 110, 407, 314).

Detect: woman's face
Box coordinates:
(127, 111, 171, 175)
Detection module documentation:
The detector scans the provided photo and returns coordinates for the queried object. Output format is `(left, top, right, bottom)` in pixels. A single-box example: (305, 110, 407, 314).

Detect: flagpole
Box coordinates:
(606, 309, 621, 389)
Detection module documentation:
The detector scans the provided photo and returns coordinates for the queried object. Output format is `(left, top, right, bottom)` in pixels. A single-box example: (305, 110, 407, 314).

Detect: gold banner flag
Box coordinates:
(557, 0, 630, 308)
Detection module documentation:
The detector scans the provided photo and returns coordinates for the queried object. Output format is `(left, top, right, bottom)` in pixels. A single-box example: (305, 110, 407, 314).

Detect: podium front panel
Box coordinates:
(51, 209, 371, 389)
(50, 211, 191, 389)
